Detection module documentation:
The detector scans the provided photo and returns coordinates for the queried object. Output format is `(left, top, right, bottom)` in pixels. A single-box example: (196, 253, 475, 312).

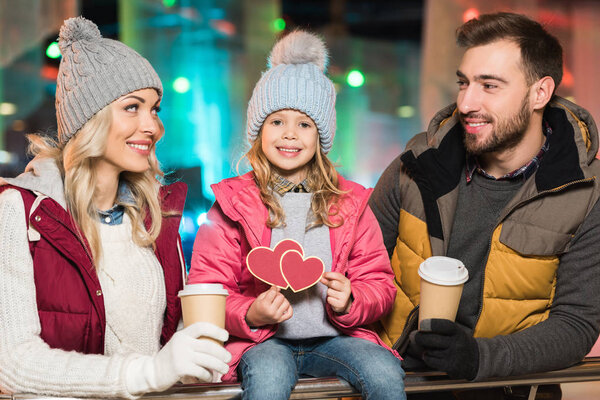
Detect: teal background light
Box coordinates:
(346, 69, 365, 88)
(119, 0, 251, 201)
(45, 42, 61, 59)
(172, 77, 191, 94)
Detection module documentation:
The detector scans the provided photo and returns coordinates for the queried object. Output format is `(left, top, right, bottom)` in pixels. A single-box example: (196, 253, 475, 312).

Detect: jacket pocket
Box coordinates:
(38, 310, 89, 352)
(499, 220, 572, 256)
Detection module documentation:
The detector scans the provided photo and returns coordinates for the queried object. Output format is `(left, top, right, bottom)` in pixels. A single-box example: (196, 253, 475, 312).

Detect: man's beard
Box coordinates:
(461, 94, 532, 156)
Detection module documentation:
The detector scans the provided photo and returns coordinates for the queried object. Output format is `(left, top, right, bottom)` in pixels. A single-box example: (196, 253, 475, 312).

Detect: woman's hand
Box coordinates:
(126, 322, 231, 394)
(320, 272, 353, 314)
(245, 286, 293, 327)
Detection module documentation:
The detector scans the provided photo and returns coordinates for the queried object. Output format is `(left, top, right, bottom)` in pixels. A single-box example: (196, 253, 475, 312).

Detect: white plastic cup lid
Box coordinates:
(178, 283, 229, 297)
(418, 256, 469, 286)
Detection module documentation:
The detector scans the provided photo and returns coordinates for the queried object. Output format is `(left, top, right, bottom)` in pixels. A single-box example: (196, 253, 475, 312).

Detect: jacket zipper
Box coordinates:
(392, 304, 419, 351)
(473, 177, 595, 330)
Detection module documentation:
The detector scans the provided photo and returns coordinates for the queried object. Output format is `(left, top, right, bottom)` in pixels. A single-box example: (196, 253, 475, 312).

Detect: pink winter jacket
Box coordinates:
(188, 172, 398, 382)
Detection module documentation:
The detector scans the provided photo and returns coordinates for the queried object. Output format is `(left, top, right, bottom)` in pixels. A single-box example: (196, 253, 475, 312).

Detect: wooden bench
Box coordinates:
(6, 357, 600, 400)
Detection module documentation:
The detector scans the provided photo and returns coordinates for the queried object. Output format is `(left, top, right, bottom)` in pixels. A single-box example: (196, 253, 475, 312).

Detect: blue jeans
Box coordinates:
(238, 336, 406, 400)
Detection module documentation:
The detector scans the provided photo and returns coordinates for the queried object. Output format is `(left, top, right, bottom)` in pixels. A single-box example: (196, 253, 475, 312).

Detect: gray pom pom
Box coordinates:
(59, 16, 102, 52)
(268, 30, 328, 72)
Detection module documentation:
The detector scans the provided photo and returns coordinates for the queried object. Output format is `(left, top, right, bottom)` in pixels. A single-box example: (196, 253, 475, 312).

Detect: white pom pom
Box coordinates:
(268, 30, 328, 72)
(59, 16, 102, 52)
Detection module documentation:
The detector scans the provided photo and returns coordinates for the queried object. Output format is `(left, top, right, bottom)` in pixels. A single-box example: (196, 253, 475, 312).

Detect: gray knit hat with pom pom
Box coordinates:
(56, 16, 163, 143)
(246, 30, 336, 153)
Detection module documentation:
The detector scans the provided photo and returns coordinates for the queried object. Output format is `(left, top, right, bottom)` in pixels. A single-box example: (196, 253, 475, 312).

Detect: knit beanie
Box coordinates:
(246, 30, 336, 154)
(55, 16, 163, 144)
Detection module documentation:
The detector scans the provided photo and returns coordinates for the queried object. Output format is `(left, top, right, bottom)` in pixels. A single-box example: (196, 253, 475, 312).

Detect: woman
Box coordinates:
(0, 16, 230, 398)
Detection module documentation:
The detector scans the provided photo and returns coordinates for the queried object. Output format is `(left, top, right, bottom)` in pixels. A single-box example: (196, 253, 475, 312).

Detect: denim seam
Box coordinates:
(295, 349, 304, 372)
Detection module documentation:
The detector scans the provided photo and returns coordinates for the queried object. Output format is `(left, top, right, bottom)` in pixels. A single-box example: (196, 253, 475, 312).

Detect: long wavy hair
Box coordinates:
(27, 103, 166, 265)
(244, 132, 346, 229)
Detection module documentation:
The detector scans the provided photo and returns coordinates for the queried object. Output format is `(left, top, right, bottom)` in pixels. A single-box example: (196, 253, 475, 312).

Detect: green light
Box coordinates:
(272, 18, 286, 32)
(173, 77, 191, 93)
(346, 70, 365, 87)
(163, 0, 176, 7)
(46, 42, 61, 59)
(397, 105, 415, 118)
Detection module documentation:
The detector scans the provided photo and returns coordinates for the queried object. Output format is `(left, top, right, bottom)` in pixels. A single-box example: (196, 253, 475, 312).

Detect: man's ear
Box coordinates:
(531, 76, 555, 110)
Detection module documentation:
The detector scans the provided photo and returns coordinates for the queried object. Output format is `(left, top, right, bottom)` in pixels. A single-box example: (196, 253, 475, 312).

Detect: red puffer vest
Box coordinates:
(0, 182, 186, 354)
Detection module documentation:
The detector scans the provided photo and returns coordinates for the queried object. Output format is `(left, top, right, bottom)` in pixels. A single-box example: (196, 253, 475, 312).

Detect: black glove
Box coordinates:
(402, 330, 428, 370)
(414, 318, 479, 380)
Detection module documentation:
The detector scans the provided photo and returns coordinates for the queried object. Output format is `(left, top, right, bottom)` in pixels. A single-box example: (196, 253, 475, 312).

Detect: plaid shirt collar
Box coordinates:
(466, 120, 552, 183)
(272, 175, 310, 195)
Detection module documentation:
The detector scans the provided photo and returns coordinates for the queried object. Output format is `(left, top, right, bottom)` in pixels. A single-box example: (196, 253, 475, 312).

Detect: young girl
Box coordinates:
(188, 30, 406, 399)
(0, 17, 230, 398)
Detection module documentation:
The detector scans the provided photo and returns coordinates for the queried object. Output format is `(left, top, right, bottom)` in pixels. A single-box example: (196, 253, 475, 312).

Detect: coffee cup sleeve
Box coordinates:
(418, 318, 435, 332)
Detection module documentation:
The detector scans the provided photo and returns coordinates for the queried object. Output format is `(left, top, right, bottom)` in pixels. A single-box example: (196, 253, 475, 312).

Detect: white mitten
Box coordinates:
(125, 322, 231, 395)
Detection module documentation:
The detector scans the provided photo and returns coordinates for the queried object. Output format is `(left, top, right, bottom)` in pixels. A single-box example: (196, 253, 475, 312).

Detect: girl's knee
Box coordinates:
(240, 355, 297, 400)
(240, 341, 298, 390)
(365, 351, 405, 380)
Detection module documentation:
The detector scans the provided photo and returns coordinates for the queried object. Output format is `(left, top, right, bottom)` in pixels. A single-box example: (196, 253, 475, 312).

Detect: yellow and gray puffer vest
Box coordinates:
(376, 97, 600, 349)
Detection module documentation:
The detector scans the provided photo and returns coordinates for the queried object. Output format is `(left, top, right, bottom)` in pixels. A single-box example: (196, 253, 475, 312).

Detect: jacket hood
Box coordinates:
(546, 96, 599, 166)
(0, 157, 67, 209)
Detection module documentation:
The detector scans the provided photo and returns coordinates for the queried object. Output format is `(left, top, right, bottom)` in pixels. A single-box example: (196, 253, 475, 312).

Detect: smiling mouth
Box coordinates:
(461, 113, 491, 128)
(277, 147, 300, 153)
(127, 143, 150, 151)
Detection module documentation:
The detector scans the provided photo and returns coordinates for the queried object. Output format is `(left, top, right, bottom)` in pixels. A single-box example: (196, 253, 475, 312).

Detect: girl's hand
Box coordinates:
(245, 286, 293, 327)
(320, 272, 353, 314)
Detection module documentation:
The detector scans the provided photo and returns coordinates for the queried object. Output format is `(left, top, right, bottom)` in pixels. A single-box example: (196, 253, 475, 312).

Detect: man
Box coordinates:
(370, 11, 600, 396)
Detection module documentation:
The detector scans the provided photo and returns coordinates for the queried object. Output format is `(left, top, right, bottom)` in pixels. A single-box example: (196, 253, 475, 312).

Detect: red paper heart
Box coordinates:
(280, 250, 325, 292)
(246, 239, 304, 288)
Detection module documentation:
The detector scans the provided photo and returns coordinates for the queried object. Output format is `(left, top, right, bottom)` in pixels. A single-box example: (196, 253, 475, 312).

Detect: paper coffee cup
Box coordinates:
(418, 256, 468, 330)
(178, 283, 228, 344)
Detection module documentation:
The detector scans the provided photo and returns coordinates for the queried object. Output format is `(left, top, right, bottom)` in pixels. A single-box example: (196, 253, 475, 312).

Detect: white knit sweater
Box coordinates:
(0, 188, 166, 399)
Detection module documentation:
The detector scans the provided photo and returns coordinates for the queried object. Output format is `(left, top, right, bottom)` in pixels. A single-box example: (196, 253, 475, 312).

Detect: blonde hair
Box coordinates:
(245, 132, 346, 229)
(27, 103, 166, 265)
